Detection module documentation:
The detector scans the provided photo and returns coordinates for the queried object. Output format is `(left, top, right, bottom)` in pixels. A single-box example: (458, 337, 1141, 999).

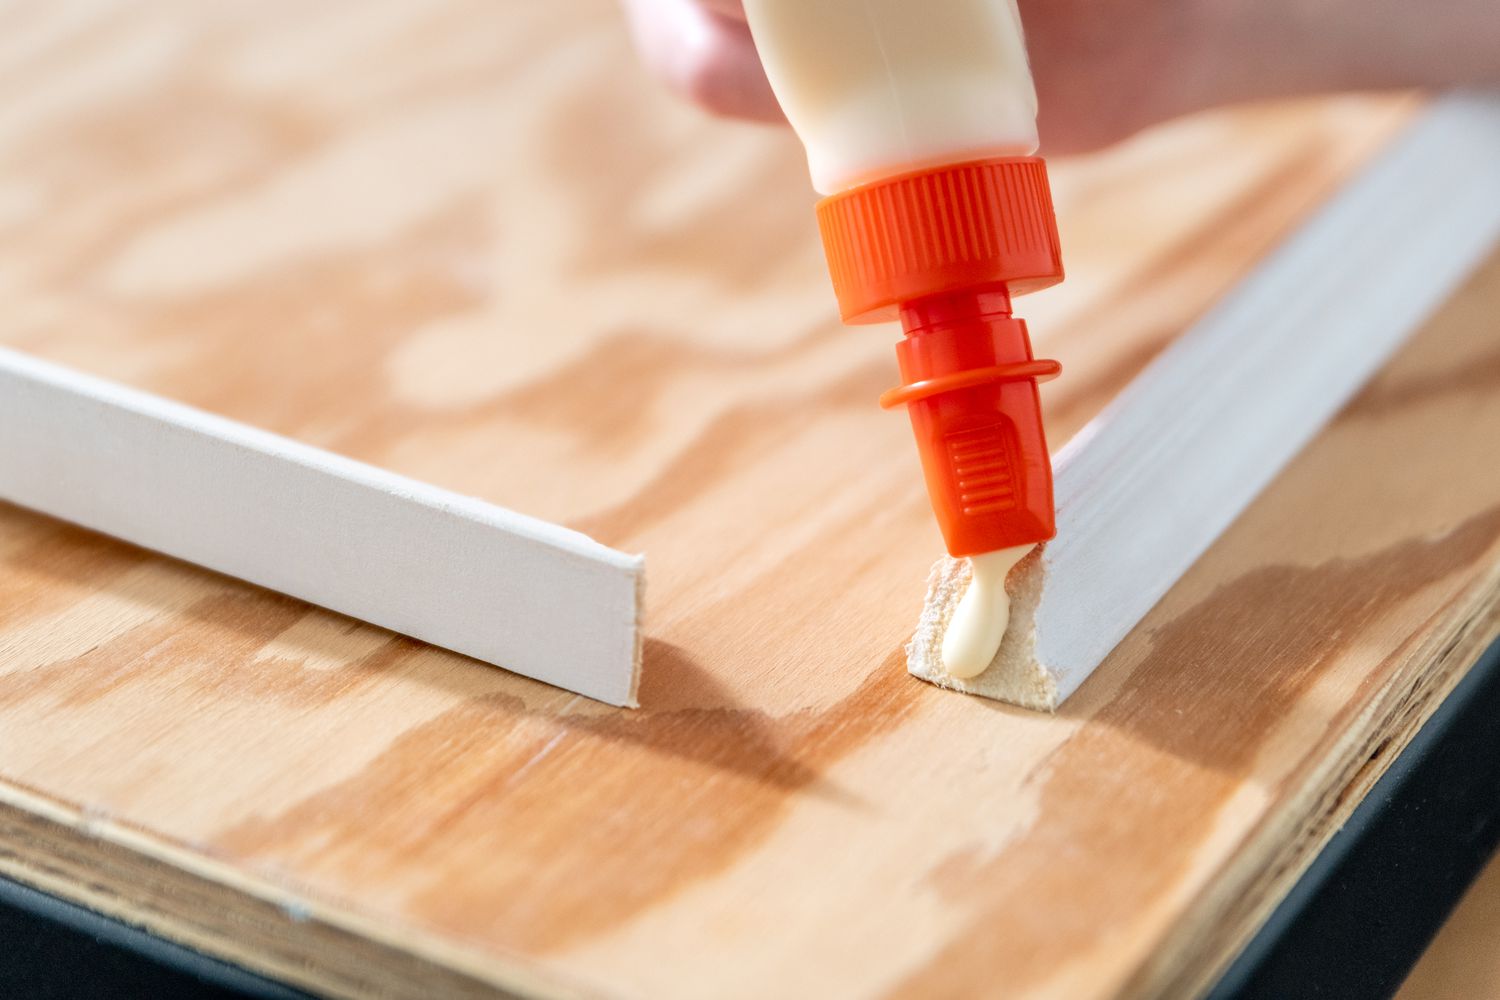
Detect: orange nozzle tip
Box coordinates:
(897, 338, 1058, 557)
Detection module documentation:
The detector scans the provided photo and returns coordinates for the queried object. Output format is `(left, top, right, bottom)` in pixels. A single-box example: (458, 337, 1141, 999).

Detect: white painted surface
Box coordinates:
(0, 347, 644, 706)
(1040, 93, 1500, 704)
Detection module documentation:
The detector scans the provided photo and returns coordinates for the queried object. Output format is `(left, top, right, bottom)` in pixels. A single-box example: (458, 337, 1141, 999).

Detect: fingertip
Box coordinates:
(676, 15, 784, 122)
(622, 0, 783, 123)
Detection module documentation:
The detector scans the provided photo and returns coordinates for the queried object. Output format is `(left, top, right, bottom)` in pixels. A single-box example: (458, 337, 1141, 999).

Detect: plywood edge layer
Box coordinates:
(0, 346, 644, 707)
(1137, 564, 1500, 999)
(0, 781, 590, 1000)
(909, 92, 1500, 708)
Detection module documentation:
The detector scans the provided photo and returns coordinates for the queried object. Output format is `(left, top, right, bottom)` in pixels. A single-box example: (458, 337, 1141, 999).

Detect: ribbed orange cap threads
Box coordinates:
(815, 156, 1065, 557)
(815, 157, 1063, 324)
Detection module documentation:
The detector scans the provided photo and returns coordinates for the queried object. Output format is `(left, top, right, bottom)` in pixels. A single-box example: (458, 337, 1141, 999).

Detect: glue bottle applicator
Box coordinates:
(741, 0, 1065, 679)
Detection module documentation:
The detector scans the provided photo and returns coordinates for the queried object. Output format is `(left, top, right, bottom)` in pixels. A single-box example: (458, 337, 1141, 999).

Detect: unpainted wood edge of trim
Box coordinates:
(625, 566, 647, 709)
(905, 550, 1058, 711)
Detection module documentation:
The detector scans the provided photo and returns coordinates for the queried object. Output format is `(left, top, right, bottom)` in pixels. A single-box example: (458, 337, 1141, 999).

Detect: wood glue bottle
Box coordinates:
(743, 0, 1068, 677)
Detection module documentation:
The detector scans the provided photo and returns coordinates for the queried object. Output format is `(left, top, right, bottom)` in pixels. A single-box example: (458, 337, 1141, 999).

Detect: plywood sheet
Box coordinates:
(5, 2, 1482, 998)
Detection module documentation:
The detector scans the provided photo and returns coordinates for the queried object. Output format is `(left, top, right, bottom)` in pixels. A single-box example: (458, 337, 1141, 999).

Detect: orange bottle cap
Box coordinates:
(815, 156, 1064, 326)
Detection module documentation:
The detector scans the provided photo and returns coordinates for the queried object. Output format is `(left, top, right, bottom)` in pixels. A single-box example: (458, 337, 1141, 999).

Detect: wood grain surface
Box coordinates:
(2, 2, 1486, 998)
(1399, 854, 1500, 999)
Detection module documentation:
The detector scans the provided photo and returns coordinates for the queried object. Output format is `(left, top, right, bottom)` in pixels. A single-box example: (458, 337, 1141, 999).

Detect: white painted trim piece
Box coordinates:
(0, 349, 644, 707)
(910, 92, 1500, 710)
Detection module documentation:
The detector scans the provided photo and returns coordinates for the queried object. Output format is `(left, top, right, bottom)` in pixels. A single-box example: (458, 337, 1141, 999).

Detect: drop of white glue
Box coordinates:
(941, 544, 1035, 679)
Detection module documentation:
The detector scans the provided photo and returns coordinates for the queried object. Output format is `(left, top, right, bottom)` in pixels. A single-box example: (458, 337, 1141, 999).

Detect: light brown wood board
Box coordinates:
(1398, 852, 1500, 999)
(2, 2, 1490, 998)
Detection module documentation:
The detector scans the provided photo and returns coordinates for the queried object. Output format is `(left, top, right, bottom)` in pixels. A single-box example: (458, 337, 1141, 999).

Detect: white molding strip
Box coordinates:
(909, 92, 1500, 710)
(0, 349, 644, 707)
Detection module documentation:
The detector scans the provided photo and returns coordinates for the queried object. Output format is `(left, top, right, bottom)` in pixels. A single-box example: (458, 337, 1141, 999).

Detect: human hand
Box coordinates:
(620, 0, 1500, 153)
(618, 0, 1222, 153)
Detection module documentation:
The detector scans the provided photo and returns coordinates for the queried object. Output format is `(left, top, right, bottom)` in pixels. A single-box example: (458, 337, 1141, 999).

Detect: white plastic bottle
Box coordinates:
(743, 0, 1041, 194)
(743, 0, 1066, 680)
